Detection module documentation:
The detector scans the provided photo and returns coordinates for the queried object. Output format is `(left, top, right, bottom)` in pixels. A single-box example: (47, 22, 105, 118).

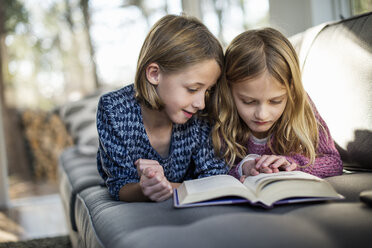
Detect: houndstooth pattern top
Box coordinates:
(96, 84, 228, 200)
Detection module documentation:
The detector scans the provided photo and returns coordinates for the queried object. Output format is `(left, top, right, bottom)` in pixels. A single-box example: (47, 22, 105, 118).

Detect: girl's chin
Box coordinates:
(169, 111, 195, 124)
(173, 120, 188, 125)
(250, 128, 270, 138)
(171, 116, 189, 125)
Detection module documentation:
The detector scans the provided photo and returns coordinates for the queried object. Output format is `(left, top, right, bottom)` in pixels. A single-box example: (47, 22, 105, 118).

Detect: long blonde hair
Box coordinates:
(212, 27, 319, 167)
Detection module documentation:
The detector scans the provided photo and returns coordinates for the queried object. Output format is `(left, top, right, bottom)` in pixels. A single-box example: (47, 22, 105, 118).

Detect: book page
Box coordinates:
(243, 171, 321, 192)
(257, 179, 341, 206)
(178, 175, 257, 205)
(184, 175, 245, 195)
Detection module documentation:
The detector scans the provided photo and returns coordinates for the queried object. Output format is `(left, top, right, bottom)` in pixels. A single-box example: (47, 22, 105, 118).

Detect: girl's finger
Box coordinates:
(135, 159, 160, 165)
(140, 170, 162, 188)
(148, 172, 164, 185)
(270, 157, 289, 169)
(137, 162, 164, 177)
(259, 166, 273, 174)
(239, 175, 247, 183)
(250, 168, 260, 176)
(135, 159, 160, 171)
(255, 155, 270, 169)
(241, 160, 256, 176)
(142, 167, 157, 178)
(286, 163, 297, 171)
(147, 182, 172, 201)
(141, 178, 168, 197)
(151, 186, 173, 202)
(261, 155, 282, 168)
(272, 167, 280, 173)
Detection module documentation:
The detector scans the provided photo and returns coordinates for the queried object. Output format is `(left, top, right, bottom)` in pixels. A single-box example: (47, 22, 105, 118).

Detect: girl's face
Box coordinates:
(151, 59, 220, 124)
(231, 72, 288, 139)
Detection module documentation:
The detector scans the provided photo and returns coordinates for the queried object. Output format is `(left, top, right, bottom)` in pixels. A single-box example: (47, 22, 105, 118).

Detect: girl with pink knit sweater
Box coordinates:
(211, 27, 343, 181)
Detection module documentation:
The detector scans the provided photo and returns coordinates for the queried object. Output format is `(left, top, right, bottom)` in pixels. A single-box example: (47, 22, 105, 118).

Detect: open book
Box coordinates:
(174, 171, 344, 208)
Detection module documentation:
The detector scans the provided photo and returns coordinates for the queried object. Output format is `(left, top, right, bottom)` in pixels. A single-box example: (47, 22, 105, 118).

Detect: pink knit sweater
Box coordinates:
(229, 101, 343, 179)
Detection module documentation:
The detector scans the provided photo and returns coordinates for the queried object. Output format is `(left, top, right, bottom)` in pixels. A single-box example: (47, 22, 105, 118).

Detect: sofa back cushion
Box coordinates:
(57, 87, 116, 155)
(295, 12, 372, 171)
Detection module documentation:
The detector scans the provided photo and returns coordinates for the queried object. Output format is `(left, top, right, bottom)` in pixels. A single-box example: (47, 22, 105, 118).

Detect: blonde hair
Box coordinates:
(134, 14, 224, 111)
(212, 27, 319, 167)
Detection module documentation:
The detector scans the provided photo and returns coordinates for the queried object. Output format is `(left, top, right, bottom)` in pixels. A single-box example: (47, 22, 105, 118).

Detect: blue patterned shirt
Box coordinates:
(96, 84, 228, 200)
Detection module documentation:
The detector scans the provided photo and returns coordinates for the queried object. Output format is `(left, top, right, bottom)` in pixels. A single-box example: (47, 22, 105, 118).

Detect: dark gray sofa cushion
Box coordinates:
(57, 87, 117, 156)
(75, 186, 372, 248)
(123, 214, 336, 248)
(325, 172, 372, 201)
(58, 147, 103, 231)
(123, 203, 372, 248)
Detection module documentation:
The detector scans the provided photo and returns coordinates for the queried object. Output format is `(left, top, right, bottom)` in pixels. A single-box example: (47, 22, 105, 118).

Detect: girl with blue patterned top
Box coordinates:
(97, 14, 228, 202)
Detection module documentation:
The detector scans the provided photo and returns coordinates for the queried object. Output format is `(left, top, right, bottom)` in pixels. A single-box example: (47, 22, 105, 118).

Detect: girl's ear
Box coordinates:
(145, 63, 160, 86)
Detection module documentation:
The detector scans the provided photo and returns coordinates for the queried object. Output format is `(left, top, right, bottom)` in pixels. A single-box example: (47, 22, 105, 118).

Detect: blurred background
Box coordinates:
(0, 0, 371, 242)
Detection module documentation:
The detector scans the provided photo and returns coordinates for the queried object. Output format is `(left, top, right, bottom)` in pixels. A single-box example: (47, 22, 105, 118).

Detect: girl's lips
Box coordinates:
(254, 121, 268, 126)
(183, 110, 193, 119)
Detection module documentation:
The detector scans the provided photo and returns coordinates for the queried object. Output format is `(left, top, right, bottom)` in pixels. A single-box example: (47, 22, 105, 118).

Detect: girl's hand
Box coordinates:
(139, 167, 173, 202)
(239, 158, 272, 182)
(135, 159, 164, 177)
(255, 155, 297, 172)
(135, 159, 172, 202)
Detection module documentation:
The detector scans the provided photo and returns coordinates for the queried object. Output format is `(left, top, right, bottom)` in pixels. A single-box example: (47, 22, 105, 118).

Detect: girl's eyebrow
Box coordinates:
(236, 93, 255, 99)
(237, 93, 287, 100)
(270, 93, 287, 100)
(189, 82, 215, 90)
(187, 82, 204, 87)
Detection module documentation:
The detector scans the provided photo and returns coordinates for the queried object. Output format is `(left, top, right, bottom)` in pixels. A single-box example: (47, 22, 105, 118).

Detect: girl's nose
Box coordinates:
(255, 104, 268, 120)
(192, 93, 205, 110)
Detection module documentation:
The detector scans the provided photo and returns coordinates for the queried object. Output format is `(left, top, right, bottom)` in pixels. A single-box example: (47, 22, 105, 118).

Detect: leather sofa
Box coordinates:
(58, 12, 372, 248)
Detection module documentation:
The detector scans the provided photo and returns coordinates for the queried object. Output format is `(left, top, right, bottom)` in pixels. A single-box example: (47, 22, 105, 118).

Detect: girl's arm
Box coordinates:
(117, 163, 178, 202)
(228, 165, 241, 179)
(228, 154, 261, 179)
(97, 97, 143, 201)
(98, 138, 143, 201)
(119, 183, 148, 202)
(119, 182, 180, 202)
(286, 101, 343, 178)
(97, 97, 176, 202)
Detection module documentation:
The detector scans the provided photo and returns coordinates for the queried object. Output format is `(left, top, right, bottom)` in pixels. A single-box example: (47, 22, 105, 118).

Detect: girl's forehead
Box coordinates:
(232, 73, 287, 99)
(237, 73, 284, 90)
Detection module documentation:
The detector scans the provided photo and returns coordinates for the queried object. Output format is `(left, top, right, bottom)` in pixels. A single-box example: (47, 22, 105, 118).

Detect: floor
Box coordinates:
(0, 180, 68, 243)
(0, 108, 71, 243)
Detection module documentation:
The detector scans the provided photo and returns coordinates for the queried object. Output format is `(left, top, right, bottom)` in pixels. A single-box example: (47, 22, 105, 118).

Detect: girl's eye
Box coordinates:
(242, 100, 255, 105)
(187, 88, 198, 92)
(270, 100, 282, 104)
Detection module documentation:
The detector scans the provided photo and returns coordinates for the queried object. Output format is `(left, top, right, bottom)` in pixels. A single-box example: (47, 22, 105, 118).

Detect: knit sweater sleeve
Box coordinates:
(286, 97, 343, 178)
(96, 93, 139, 200)
(228, 165, 240, 179)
